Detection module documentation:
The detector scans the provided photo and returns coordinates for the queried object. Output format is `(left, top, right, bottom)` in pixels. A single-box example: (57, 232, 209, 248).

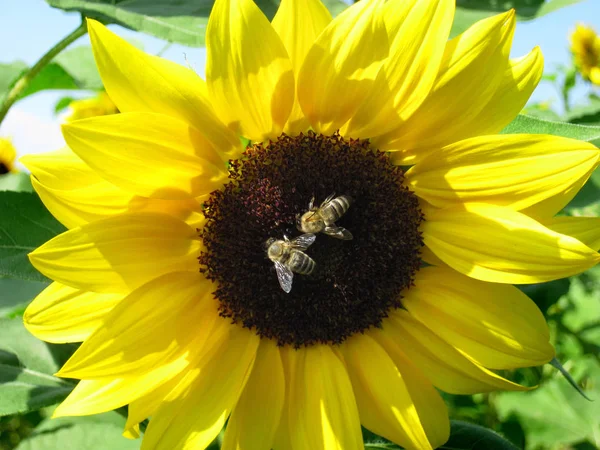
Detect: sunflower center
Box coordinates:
(199, 132, 423, 347)
(0, 163, 9, 175)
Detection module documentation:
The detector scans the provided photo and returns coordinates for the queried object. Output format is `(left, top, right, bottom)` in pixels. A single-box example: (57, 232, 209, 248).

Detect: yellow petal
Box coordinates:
(24, 282, 121, 343)
(423, 203, 600, 284)
(420, 244, 446, 266)
(403, 266, 555, 369)
(406, 134, 600, 210)
(56, 272, 210, 378)
(206, 0, 294, 141)
(287, 345, 362, 450)
(343, 0, 454, 138)
(124, 300, 231, 433)
(374, 10, 515, 161)
(53, 358, 187, 418)
(62, 112, 227, 200)
(54, 298, 227, 418)
(544, 216, 600, 251)
(522, 164, 598, 220)
(297, 0, 388, 135)
(379, 310, 528, 394)
(222, 339, 285, 450)
(31, 176, 205, 230)
(86, 19, 240, 158)
(122, 424, 140, 440)
(343, 333, 449, 450)
(29, 212, 201, 294)
(272, 0, 332, 135)
(271, 345, 295, 450)
(21, 147, 103, 190)
(124, 370, 186, 438)
(24, 147, 205, 229)
(386, 47, 543, 164)
(464, 47, 543, 137)
(0, 137, 17, 172)
(141, 326, 259, 450)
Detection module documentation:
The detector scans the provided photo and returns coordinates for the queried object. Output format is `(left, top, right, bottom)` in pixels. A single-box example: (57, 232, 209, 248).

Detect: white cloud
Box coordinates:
(0, 107, 65, 170)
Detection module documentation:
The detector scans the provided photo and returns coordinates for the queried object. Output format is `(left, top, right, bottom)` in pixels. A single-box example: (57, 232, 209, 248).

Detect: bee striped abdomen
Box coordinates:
(290, 251, 315, 274)
(322, 195, 352, 224)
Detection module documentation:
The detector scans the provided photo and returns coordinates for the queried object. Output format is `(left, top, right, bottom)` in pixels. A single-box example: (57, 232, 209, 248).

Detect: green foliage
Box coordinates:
(16, 412, 140, 450)
(44, 0, 348, 46)
(0, 318, 73, 417)
(0, 46, 102, 116)
(451, 0, 583, 37)
(501, 114, 600, 145)
(0, 280, 47, 319)
(0, 63, 27, 105)
(0, 174, 32, 194)
(0, 192, 66, 283)
(54, 97, 77, 114)
(53, 46, 104, 92)
(496, 358, 600, 449)
(567, 94, 600, 126)
(362, 421, 519, 449)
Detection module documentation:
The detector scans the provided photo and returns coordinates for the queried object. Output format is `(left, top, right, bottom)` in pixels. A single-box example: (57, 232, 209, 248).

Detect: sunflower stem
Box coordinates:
(0, 18, 88, 126)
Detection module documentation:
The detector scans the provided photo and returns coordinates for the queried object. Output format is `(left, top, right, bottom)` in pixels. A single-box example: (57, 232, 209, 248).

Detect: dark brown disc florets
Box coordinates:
(198, 131, 423, 347)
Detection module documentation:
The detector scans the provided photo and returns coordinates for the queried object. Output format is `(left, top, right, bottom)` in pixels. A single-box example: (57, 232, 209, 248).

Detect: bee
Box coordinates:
(297, 193, 353, 240)
(266, 233, 316, 293)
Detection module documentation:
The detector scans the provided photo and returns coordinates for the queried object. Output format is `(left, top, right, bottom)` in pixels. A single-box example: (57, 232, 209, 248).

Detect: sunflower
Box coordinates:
(570, 23, 600, 85)
(0, 137, 17, 174)
(22, 0, 600, 448)
(64, 91, 119, 122)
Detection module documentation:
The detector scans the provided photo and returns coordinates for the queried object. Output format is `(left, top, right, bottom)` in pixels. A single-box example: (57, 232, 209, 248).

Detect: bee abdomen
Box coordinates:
(292, 252, 315, 275)
(323, 196, 352, 222)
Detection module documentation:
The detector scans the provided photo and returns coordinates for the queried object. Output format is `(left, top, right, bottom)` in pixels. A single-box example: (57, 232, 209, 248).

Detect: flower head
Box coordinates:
(22, 0, 600, 449)
(570, 23, 600, 85)
(0, 137, 17, 174)
(64, 91, 118, 122)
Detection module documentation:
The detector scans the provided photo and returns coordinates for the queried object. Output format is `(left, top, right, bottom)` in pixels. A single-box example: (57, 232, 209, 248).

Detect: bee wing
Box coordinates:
(274, 261, 294, 293)
(290, 233, 316, 250)
(324, 226, 353, 240)
(322, 192, 336, 206)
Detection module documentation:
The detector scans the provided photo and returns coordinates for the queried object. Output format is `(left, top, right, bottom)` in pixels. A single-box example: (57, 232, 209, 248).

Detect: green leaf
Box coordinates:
(521, 102, 562, 122)
(0, 61, 27, 104)
(501, 114, 600, 145)
(442, 421, 519, 450)
(452, 0, 584, 37)
(567, 94, 600, 126)
(17, 64, 79, 100)
(0, 191, 66, 283)
(0, 172, 33, 193)
(495, 357, 600, 449)
(0, 279, 47, 318)
(45, 0, 347, 46)
(54, 96, 77, 114)
(362, 421, 518, 449)
(0, 364, 73, 417)
(0, 318, 73, 416)
(16, 412, 140, 450)
(0, 47, 102, 109)
(54, 46, 104, 91)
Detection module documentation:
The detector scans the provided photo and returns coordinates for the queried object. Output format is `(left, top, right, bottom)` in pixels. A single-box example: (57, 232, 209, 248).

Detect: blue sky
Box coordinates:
(1, 0, 600, 160)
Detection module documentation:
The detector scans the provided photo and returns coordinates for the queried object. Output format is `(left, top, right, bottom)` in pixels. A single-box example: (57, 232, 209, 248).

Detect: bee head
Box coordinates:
(264, 237, 276, 251)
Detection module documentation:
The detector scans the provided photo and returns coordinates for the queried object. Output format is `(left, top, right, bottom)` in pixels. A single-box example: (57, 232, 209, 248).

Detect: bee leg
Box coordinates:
(324, 226, 353, 240)
(308, 196, 315, 210)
